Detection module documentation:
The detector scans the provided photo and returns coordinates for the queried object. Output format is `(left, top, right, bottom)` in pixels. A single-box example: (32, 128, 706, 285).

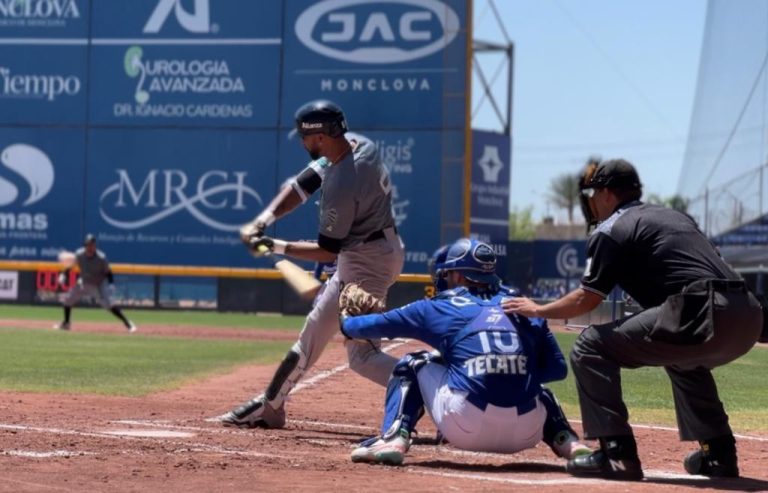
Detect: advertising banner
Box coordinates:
(89, 0, 282, 127)
(281, 0, 468, 130)
(531, 240, 587, 279)
(470, 129, 510, 270)
(0, 271, 19, 300)
(0, 128, 86, 260)
(0, 0, 88, 38)
(85, 128, 278, 267)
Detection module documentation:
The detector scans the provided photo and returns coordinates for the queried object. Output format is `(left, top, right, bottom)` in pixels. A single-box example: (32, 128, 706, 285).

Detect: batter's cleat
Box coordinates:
(550, 430, 593, 459)
(566, 450, 644, 481)
(351, 434, 408, 466)
(684, 449, 739, 478)
(126, 321, 137, 333)
(54, 321, 70, 331)
(220, 395, 286, 429)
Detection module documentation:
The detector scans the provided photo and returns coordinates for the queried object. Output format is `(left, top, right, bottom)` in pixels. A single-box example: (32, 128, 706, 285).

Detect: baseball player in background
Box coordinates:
(220, 100, 404, 428)
(54, 234, 136, 332)
(341, 238, 591, 465)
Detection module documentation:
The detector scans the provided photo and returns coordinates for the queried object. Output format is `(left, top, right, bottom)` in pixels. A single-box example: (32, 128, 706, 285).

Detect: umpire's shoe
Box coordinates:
(684, 437, 739, 478)
(220, 395, 285, 429)
(566, 450, 643, 481)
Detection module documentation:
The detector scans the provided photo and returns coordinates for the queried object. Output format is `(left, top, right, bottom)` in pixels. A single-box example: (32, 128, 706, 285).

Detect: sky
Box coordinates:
(472, 0, 708, 222)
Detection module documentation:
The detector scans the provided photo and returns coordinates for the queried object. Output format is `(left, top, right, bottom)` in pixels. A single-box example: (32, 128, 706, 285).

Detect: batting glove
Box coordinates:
(248, 236, 287, 256)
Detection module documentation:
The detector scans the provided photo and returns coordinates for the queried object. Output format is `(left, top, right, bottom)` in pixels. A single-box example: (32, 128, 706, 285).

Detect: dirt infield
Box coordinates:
(1, 322, 767, 492)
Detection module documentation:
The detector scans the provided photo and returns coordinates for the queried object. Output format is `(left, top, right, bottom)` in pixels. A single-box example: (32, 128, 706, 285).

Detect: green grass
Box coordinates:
(0, 327, 291, 396)
(0, 304, 306, 330)
(549, 332, 768, 433)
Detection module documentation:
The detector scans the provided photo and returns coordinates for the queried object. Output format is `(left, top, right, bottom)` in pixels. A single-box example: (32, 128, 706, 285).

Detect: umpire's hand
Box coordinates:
(502, 296, 542, 318)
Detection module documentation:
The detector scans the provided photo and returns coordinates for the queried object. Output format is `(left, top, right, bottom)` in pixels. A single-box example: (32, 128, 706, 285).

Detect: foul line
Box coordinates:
(571, 419, 768, 443)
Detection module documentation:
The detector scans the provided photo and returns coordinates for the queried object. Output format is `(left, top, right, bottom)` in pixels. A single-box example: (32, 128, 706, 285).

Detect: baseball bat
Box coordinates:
(257, 245, 322, 300)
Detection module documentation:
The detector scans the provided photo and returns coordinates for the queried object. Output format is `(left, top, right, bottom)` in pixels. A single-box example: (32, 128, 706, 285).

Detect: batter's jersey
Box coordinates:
(75, 248, 111, 286)
(306, 132, 396, 251)
(343, 287, 567, 409)
(581, 201, 740, 308)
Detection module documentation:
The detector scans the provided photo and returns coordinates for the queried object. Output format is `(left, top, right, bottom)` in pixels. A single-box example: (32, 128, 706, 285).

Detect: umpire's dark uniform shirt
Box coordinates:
(572, 200, 762, 441)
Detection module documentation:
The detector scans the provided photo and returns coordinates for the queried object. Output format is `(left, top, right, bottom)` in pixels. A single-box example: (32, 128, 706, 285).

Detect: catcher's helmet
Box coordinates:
(83, 233, 96, 245)
(295, 100, 347, 138)
(427, 244, 450, 293)
(440, 238, 501, 286)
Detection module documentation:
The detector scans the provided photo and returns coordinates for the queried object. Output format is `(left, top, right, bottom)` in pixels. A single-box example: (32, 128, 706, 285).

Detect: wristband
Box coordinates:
(272, 239, 288, 255)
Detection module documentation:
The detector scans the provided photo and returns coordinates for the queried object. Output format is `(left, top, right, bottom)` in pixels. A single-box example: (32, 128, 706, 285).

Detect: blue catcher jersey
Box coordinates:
(342, 287, 567, 409)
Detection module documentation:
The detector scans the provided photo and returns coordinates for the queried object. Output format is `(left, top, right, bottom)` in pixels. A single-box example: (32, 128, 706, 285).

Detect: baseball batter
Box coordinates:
(342, 239, 590, 465)
(55, 234, 136, 332)
(221, 100, 404, 428)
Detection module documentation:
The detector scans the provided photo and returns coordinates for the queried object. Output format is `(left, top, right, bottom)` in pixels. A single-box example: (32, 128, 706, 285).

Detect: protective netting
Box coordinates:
(679, 0, 768, 235)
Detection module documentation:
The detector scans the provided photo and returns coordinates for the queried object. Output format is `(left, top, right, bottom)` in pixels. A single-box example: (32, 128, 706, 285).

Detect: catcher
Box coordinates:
(54, 234, 136, 332)
(339, 238, 591, 465)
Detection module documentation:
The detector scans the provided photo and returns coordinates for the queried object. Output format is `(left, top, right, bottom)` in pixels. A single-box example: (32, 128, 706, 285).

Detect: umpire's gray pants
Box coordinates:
(293, 230, 404, 388)
(571, 290, 762, 441)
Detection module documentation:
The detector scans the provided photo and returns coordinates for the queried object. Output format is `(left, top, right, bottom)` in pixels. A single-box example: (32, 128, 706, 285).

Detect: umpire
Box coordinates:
(504, 159, 763, 481)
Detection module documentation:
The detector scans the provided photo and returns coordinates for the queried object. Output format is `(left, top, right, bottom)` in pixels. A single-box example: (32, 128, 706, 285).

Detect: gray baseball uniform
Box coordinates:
(62, 248, 115, 308)
(269, 132, 405, 408)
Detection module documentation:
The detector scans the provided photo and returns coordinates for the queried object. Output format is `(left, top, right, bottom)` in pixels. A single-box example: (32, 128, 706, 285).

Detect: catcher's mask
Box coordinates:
(579, 158, 642, 230)
(439, 238, 501, 287)
(427, 245, 450, 293)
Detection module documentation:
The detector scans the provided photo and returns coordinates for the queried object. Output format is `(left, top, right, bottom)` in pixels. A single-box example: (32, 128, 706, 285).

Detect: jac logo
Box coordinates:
(99, 169, 263, 232)
(144, 0, 218, 34)
(37, 270, 76, 292)
(295, 0, 460, 64)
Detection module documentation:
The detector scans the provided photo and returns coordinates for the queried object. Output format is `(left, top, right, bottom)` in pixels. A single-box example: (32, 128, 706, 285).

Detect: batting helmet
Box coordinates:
(83, 233, 96, 245)
(427, 244, 450, 293)
(440, 238, 501, 287)
(295, 100, 347, 138)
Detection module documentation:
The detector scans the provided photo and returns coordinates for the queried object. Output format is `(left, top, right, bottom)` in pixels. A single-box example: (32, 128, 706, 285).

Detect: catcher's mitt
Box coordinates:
(339, 282, 385, 318)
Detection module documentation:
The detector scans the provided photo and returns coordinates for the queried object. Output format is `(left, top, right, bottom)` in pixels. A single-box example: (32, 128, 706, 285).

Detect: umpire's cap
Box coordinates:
(581, 158, 642, 191)
(295, 100, 347, 138)
(440, 238, 501, 286)
(83, 233, 96, 245)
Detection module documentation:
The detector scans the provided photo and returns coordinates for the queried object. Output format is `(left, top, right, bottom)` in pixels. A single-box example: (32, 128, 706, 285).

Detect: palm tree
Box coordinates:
(548, 172, 581, 224)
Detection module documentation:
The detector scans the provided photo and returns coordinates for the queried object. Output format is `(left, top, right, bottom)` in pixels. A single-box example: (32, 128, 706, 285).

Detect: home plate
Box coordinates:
(103, 429, 194, 438)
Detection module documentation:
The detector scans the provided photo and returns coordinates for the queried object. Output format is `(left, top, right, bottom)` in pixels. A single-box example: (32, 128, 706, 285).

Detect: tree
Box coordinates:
(548, 172, 581, 224)
(645, 193, 689, 213)
(509, 206, 536, 240)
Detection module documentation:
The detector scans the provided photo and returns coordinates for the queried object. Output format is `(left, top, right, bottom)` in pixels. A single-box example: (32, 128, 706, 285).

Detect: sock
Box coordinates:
(600, 435, 639, 460)
(111, 307, 130, 327)
(63, 306, 71, 323)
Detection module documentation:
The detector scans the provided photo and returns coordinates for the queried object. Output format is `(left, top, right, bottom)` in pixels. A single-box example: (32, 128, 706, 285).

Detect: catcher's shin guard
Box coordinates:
(540, 386, 592, 459)
(380, 352, 431, 439)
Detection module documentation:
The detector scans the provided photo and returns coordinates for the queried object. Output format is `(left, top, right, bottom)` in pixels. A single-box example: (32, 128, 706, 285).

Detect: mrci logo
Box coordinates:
(99, 169, 263, 232)
(296, 0, 459, 64)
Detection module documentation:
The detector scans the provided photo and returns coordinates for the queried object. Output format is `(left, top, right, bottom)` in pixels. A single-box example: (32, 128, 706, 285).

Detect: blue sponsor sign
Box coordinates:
(0, 0, 87, 38)
(281, 0, 468, 130)
(714, 214, 768, 246)
(89, 0, 282, 127)
(0, 46, 87, 124)
(470, 130, 510, 269)
(531, 240, 586, 279)
(0, 128, 86, 260)
(85, 128, 278, 267)
(275, 129, 448, 273)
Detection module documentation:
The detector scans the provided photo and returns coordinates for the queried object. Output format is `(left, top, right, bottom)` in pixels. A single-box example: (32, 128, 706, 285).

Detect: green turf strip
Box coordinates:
(0, 327, 291, 396)
(0, 304, 305, 330)
(549, 333, 768, 433)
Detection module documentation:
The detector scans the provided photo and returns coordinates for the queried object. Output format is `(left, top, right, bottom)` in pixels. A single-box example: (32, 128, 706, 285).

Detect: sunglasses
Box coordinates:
(580, 187, 602, 198)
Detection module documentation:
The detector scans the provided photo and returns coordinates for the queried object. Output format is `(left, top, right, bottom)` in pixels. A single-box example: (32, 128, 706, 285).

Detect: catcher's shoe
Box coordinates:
(351, 433, 408, 466)
(566, 450, 643, 481)
(220, 396, 286, 429)
(550, 430, 593, 460)
(684, 449, 739, 478)
(54, 321, 70, 331)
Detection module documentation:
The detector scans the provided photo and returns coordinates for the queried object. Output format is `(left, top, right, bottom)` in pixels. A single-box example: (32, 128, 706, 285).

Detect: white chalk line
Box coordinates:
(571, 419, 768, 443)
(3, 450, 93, 458)
(2, 477, 75, 492)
